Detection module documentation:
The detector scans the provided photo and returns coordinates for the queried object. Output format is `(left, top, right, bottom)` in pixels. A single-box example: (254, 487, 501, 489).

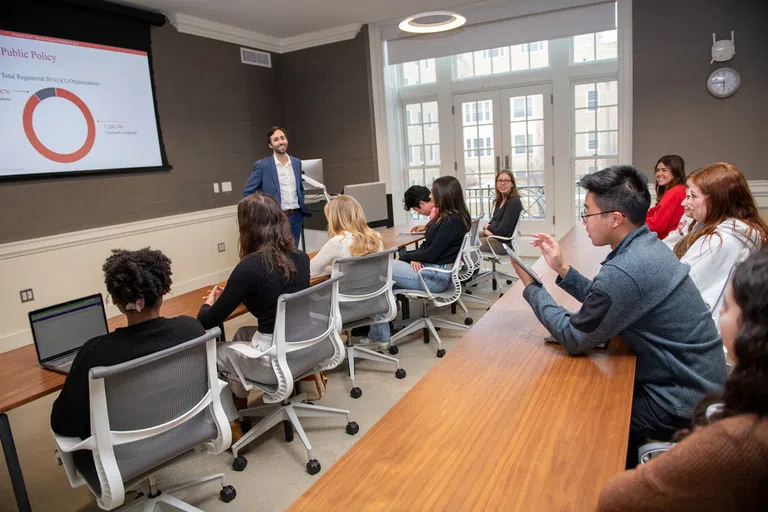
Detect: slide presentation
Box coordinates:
(0, 30, 163, 178)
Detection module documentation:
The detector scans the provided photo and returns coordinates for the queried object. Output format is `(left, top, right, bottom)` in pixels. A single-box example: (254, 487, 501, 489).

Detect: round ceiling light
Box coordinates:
(398, 11, 466, 34)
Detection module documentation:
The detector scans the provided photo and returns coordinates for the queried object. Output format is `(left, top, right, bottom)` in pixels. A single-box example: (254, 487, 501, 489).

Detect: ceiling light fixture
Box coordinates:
(398, 11, 466, 34)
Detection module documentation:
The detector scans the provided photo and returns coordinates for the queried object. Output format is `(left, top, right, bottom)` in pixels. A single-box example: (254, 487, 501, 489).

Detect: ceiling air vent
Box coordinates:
(240, 47, 271, 68)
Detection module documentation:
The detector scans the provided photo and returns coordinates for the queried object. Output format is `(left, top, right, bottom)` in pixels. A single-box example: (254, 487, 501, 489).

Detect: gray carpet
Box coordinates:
(0, 275, 515, 512)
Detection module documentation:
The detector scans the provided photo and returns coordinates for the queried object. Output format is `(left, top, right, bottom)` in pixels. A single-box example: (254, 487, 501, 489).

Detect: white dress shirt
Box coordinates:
(274, 155, 299, 210)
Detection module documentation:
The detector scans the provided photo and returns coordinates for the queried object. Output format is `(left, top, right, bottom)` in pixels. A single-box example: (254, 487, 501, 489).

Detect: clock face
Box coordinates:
(707, 67, 741, 98)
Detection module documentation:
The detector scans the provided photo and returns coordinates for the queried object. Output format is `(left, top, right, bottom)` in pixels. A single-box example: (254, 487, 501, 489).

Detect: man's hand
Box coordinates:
(410, 224, 426, 233)
(410, 261, 424, 272)
(509, 258, 535, 287)
(531, 233, 569, 278)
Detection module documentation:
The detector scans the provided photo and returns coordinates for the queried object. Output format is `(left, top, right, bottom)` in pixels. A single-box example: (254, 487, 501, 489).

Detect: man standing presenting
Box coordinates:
(509, 165, 726, 468)
(243, 126, 310, 246)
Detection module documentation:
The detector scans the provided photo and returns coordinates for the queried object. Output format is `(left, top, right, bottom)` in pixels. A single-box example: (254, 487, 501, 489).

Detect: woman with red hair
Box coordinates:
(673, 162, 768, 325)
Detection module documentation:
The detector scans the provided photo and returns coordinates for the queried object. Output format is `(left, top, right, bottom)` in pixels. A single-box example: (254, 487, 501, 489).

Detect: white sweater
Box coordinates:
(309, 231, 384, 278)
(681, 219, 761, 325)
(663, 216, 696, 250)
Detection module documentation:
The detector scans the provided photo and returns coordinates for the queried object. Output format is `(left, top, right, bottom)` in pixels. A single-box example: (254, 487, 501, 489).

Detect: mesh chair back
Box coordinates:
(88, 330, 223, 487)
(460, 216, 484, 281)
(333, 249, 396, 326)
(469, 214, 483, 247)
(433, 233, 471, 306)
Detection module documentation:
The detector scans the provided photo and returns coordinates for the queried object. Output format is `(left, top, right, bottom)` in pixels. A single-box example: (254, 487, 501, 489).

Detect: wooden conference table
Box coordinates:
(0, 220, 424, 512)
(290, 225, 637, 511)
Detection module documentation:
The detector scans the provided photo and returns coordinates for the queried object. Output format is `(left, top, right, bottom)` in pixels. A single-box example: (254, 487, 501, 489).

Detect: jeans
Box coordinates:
(287, 211, 303, 248)
(369, 261, 453, 342)
(626, 389, 690, 468)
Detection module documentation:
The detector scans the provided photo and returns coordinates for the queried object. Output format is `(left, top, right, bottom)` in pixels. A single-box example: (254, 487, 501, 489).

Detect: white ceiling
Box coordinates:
(116, 0, 479, 39)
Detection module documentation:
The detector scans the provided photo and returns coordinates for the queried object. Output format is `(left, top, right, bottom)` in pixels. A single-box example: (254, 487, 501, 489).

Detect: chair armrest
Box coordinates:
(638, 442, 676, 464)
(51, 430, 92, 488)
(224, 343, 277, 392)
(483, 235, 513, 259)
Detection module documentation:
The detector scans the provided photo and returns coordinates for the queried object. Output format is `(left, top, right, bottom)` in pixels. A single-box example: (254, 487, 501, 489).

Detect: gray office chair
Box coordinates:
(390, 233, 471, 358)
(332, 249, 406, 399)
(637, 403, 724, 464)
(52, 328, 237, 511)
(222, 274, 359, 475)
(465, 209, 524, 296)
(456, 215, 491, 325)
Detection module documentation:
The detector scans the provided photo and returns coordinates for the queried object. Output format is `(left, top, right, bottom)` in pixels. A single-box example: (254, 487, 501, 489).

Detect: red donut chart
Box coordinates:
(22, 87, 96, 163)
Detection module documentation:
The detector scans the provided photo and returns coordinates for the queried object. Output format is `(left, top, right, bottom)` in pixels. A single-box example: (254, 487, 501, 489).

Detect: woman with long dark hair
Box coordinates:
(394, 176, 470, 293)
(598, 249, 768, 510)
(479, 170, 524, 254)
(197, 192, 309, 400)
(673, 163, 768, 325)
(646, 155, 687, 240)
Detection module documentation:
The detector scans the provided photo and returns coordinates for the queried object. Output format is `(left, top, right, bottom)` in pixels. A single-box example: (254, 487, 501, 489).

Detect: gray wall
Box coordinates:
(633, 0, 768, 181)
(0, 23, 285, 243)
(280, 26, 378, 194)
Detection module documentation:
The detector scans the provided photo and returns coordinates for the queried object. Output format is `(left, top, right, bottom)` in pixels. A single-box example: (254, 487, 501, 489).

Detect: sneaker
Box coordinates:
(357, 337, 390, 351)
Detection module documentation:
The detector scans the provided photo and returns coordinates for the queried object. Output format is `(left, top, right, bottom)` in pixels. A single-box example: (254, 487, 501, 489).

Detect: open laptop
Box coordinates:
(29, 294, 109, 374)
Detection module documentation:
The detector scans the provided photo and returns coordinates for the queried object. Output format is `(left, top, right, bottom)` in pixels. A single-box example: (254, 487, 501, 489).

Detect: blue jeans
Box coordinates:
(368, 261, 453, 342)
(287, 211, 303, 248)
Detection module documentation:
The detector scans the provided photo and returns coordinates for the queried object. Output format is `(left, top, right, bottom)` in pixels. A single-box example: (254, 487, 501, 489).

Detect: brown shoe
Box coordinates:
(230, 420, 245, 443)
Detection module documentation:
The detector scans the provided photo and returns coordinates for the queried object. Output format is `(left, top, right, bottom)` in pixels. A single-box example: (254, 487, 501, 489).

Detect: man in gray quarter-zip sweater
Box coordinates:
(509, 166, 727, 469)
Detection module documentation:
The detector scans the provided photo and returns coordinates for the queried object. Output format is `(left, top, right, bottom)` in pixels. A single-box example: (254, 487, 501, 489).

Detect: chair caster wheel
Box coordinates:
(350, 387, 362, 399)
(464, 317, 473, 325)
(437, 349, 446, 358)
(388, 345, 399, 355)
(307, 459, 321, 475)
(232, 456, 248, 472)
(220, 485, 237, 503)
(506, 280, 513, 284)
(395, 368, 406, 379)
(346, 421, 360, 435)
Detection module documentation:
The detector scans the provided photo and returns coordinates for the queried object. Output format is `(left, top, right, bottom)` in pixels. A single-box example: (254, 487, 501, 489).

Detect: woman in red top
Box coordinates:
(646, 155, 687, 240)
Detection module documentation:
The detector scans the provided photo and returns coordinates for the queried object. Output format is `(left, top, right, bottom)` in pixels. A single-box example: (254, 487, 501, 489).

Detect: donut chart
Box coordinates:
(22, 87, 96, 164)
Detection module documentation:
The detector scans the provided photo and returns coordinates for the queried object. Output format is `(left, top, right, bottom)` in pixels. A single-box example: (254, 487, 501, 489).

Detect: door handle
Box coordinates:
(504, 155, 510, 170)
(495, 155, 501, 173)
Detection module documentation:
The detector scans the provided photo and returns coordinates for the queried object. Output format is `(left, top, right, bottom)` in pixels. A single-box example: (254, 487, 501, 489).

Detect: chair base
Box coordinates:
(390, 314, 468, 357)
(347, 345, 403, 391)
(123, 473, 233, 511)
(232, 393, 355, 474)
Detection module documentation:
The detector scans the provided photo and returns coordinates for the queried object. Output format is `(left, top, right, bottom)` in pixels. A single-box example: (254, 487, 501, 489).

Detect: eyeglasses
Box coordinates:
(580, 209, 626, 222)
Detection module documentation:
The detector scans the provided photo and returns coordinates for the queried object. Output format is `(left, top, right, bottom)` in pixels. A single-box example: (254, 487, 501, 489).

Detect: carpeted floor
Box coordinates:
(0, 274, 518, 512)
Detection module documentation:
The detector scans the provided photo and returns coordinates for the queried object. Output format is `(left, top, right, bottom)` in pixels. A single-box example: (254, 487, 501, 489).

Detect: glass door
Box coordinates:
(454, 84, 553, 234)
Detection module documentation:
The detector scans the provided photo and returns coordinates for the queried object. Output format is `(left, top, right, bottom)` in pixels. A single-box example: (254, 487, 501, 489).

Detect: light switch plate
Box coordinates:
(221, 181, 232, 192)
(213, 183, 220, 193)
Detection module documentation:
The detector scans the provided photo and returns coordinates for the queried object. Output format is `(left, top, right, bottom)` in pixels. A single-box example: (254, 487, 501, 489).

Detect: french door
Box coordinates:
(453, 84, 554, 234)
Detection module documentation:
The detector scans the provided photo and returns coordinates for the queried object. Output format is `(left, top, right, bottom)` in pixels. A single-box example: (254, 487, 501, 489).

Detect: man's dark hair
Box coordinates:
(403, 185, 431, 211)
(578, 165, 651, 225)
(103, 248, 172, 310)
(266, 126, 287, 147)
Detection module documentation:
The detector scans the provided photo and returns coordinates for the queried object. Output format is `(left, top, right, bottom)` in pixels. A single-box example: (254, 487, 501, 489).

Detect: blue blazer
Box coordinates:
(242, 155, 310, 216)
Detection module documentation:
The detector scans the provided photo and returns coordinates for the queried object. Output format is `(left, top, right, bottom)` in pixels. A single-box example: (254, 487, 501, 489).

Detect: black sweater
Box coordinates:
(488, 196, 523, 237)
(197, 251, 310, 334)
(50, 316, 205, 440)
(400, 213, 468, 265)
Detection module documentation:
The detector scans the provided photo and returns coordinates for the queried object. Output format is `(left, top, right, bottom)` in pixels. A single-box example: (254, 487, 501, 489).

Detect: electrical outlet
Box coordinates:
(221, 181, 232, 192)
(20, 288, 34, 303)
(217, 242, 226, 253)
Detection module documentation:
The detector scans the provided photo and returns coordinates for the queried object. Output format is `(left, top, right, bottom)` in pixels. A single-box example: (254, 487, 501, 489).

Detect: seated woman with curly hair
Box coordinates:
(51, 248, 206, 440)
(598, 249, 768, 511)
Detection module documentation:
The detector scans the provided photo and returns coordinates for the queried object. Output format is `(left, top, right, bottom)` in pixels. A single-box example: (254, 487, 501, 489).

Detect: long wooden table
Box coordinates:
(0, 220, 423, 512)
(289, 225, 637, 511)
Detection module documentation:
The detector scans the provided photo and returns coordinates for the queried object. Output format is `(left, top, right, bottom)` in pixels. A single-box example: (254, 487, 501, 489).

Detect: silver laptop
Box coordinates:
(29, 294, 109, 374)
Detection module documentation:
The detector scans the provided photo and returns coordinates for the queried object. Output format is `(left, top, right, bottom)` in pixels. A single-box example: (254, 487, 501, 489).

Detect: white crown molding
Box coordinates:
(0, 204, 238, 261)
(168, 13, 361, 54)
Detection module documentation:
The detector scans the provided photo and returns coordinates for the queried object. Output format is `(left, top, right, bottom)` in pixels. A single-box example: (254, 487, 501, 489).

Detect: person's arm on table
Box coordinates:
(243, 160, 263, 197)
(310, 236, 343, 278)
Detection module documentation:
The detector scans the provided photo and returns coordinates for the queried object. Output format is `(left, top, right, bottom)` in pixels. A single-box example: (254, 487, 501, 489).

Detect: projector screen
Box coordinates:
(0, 30, 166, 179)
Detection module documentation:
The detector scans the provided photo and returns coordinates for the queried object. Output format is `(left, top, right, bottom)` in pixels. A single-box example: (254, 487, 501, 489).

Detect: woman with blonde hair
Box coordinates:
(673, 162, 768, 324)
(310, 194, 384, 278)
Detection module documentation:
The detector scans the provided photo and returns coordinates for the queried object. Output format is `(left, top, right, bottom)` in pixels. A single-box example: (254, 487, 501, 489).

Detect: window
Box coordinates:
(572, 30, 618, 63)
(405, 101, 439, 194)
(512, 98, 533, 119)
(400, 58, 437, 86)
(456, 41, 548, 79)
(574, 80, 618, 219)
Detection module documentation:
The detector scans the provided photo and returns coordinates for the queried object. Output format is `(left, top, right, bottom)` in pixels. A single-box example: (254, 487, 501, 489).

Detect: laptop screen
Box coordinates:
(30, 295, 108, 362)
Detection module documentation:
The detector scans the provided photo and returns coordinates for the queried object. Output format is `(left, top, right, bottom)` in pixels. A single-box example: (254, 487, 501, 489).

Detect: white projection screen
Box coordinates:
(0, 30, 167, 179)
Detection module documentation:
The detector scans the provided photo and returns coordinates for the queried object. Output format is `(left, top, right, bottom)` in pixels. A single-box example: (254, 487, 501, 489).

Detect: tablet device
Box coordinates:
(502, 243, 543, 285)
